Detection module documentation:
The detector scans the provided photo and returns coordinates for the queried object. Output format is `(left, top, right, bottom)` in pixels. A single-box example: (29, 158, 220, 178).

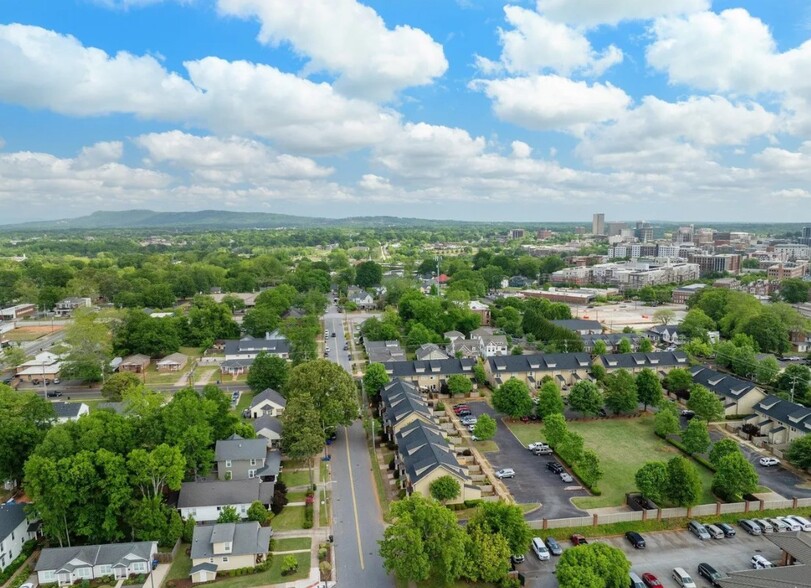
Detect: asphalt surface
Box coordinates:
(322, 304, 394, 587)
(517, 528, 784, 588)
(467, 403, 589, 518)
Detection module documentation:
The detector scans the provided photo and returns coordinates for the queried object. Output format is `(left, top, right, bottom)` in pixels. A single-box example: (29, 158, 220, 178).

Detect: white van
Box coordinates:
(531, 537, 550, 561)
(672, 567, 697, 588)
(786, 515, 811, 532)
(704, 524, 724, 539)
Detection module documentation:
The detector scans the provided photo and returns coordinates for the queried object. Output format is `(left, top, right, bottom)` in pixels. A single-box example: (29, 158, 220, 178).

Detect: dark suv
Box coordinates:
(546, 462, 564, 474)
(697, 563, 724, 586)
(625, 531, 646, 549)
(46, 390, 63, 398)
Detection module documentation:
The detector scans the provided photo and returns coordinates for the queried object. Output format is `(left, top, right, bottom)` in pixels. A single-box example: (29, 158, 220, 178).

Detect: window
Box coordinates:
(98, 565, 112, 575)
(223, 542, 232, 552)
(222, 557, 229, 563)
(225, 460, 232, 468)
(248, 469, 255, 479)
(77, 567, 92, 579)
(41, 571, 55, 583)
(132, 562, 147, 573)
(249, 459, 257, 466)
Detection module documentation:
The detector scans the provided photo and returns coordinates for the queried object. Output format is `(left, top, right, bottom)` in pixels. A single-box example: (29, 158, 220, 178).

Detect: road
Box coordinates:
(322, 303, 393, 587)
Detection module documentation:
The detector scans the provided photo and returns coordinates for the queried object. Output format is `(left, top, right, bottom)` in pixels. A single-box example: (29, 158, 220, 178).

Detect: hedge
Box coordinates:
(303, 503, 314, 529)
(657, 432, 716, 472)
(0, 540, 37, 584)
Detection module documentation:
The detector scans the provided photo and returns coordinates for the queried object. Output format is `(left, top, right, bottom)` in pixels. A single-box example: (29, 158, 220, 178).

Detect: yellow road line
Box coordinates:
(344, 427, 365, 570)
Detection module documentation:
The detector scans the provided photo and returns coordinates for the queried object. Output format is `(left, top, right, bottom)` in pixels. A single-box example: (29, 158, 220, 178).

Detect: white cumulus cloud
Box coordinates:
(536, 0, 709, 26)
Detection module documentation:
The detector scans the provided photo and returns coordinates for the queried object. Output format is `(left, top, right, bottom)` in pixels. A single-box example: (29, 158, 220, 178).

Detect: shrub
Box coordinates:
(435, 401, 445, 411)
(463, 499, 484, 508)
(281, 555, 299, 576)
(303, 504, 314, 529)
(318, 547, 328, 561)
(271, 480, 289, 515)
(500, 576, 521, 588)
(319, 561, 332, 580)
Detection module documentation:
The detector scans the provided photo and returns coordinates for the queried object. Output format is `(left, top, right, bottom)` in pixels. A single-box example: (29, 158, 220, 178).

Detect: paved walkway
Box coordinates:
(147, 562, 171, 588)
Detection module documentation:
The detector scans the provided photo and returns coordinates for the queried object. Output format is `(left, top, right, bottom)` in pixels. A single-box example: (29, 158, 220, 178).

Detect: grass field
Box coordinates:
(472, 439, 499, 453)
(271, 537, 312, 552)
(210, 551, 309, 588)
(507, 416, 716, 509)
(279, 470, 311, 488)
(270, 506, 305, 531)
(162, 545, 191, 587)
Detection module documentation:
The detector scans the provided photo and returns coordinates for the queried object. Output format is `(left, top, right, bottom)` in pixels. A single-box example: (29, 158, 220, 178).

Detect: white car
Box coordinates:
(560, 472, 573, 483)
(531, 538, 550, 561)
(495, 468, 515, 479)
(785, 515, 811, 532)
(759, 457, 780, 467)
(751, 555, 773, 569)
(528, 442, 549, 451)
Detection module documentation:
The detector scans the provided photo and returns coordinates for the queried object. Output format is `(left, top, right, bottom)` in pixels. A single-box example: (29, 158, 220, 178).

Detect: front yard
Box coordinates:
(270, 505, 305, 531)
(507, 415, 716, 509)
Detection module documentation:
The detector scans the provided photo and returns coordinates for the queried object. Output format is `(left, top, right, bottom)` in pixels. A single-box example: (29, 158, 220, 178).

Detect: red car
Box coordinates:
(452, 405, 469, 413)
(642, 573, 663, 588)
(570, 534, 588, 546)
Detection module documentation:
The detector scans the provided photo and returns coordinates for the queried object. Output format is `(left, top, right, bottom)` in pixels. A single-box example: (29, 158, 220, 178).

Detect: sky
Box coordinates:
(2, 0, 811, 224)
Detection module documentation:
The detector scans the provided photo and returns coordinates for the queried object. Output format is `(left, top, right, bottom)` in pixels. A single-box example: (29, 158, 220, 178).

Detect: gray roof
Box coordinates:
(768, 531, 811, 565)
(224, 336, 290, 357)
(253, 415, 282, 435)
(36, 542, 155, 572)
(380, 380, 432, 427)
(690, 366, 762, 400)
(415, 344, 450, 361)
(121, 354, 150, 366)
(215, 434, 268, 462)
(190, 522, 272, 560)
(51, 401, 85, 419)
(581, 333, 641, 347)
(395, 420, 468, 484)
(221, 358, 253, 369)
(0, 502, 28, 541)
(257, 451, 281, 478)
(550, 319, 603, 332)
(719, 565, 811, 588)
(365, 340, 406, 363)
(250, 388, 286, 410)
(178, 479, 274, 508)
(190, 563, 218, 574)
(383, 358, 476, 378)
(158, 352, 187, 365)
(598, 351, 689, 370)
(753, 395, 811, 432)
(488, 353, 592, 375)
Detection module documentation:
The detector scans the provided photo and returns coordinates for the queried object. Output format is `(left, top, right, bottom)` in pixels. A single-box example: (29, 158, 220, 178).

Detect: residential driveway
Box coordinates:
(467, 404, 588, 518)
(521, 528, 782, 588)
(709, 429, 811, 498)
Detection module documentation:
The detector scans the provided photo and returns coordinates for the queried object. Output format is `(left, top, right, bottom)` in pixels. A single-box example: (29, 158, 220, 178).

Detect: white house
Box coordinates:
(177, 479, 273, 523)
(0, 503, 37, 572)
(471, 327, 508, 358)
(248, 388, 286, 418)
(52, 402, 90, 423)
(35, 542, 157, 586)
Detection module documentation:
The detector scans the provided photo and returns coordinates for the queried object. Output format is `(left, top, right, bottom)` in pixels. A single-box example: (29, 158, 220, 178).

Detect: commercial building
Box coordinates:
(592, 213, 605, 236)
(688, 253, 741, 276)
(672, 283, 706, 304)
(508, 229, 525, 239)
(766, 260, 809, 279)
(553, 260, 699, 290)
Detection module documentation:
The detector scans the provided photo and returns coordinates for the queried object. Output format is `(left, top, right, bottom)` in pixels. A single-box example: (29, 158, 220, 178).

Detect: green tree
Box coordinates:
(217, 505, 240, 523)
(405, 323, 439, 351)
(712, 452, 759, 501)
(755, 356, 781, 385)
(127, 444, 186, 500)
(617, 338, 632, 354)
(129, 496, 183, 547)
(101, 371, 141, 402)
(653, 308, 676, 326)
(682, 418, 711, 455)
(472, 414, 496, 440)
(492, 378, 533, 418)
(286, 360, 358, 429)
(664, 368, 692, 394)
(639, 338, 654, 353)
(557, 431, 585, 464)
(568, 380, 604, 417)
(0, 346, 28, 369)
(556, 543, 631, 588)
(280, 392, 325, 474)
(666, 456, 702, 507)
(462, 527, 511, 583)
(543, 413, 568, 448)
(654, 403, 680, 437)
(379, 494, 467, 584)
(781, 278, 811, 304)
(447, 374, 473, 396)
(786, 435, 811, 470)
(635, 368, 663, 410)
(576, 449, 603, 489)
(709, 438, 741, 468)
(680, 309, 716, 341)
(242, 306, 281, 338)
(355, 261, 383, 289)
(363, 363, 391, 399)
(466, 501, 533, 556)
(591, 363, 607, 383)
(113, 310, 180, 358)
(686, 385, 725, 422)
(592, 340, 607, 355)
(472, 362, 487, 386)
(537, 380, 564, 419)
(0, 386, 54, 483)
(281, 315, 320, 364)
(247, 352, 289, 393)
(604, 369, 638, 414)
(429, 475, 461, 504)
(776, 365, 811, 404)
(635, 462, 668, 504)
(62, 309, 113, 382)
(743, 310, 790, 355)
(247, 501, 270, 524)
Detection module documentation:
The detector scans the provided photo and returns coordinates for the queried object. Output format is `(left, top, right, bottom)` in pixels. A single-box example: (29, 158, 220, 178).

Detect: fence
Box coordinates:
(535, 496, 811, 529)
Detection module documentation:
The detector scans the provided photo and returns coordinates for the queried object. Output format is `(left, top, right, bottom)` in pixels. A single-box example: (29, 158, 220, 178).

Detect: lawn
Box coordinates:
(472, 439, 499, 453)
(279, 469, 311, 488)
(162, 544, 191, 587)
(144, 366, 184, 385)
(319, 490, 330, 527)
(231, 390, 253, 417)
(210, 551, 310, 588)
(507, 416, 717, 509)
(286, 491, 308, 503)
(270, 506, 305, 531)
(271, 537, 312, 552)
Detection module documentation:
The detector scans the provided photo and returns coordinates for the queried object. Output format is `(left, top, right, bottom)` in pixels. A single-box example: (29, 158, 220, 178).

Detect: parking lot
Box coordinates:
(515, 528, 783, 588)
(466, 403, 588, 518)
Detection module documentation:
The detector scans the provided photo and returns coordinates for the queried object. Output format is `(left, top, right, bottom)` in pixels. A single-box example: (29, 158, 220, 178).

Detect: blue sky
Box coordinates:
(2, 0, 811, 223)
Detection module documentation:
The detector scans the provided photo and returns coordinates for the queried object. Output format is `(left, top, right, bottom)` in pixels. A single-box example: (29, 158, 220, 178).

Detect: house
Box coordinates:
(486, 353, 592, 391)
(719, 532, 811, 588)
(597, 351, 689, 375)
(52, 402, 90, 423)
(690, 366, 766, 416)
(468, 301, 491, 326)
(189, 522, 272, 584)
(0, 503, 38, 572)
(156, 353, 188, 372)
(645, 325, 683, 345)
(550, 319, 603, 335)
(248, 388, 286, 418)
(54, 297, 92, 317)
(744, 395, 811, 447)
(581, 333, 641, 353)
(209, 292, 258, 308)
(364, 340, 406, 363)
(224, 333, 290, 363)
(380, 379, 434, 436)
(382, 358, 476, 391)
(252, 415, 282, 448)
(415, 344, 450, 361)
(394, 420, 481, 504)
(35, 541, 157, 586)
(347, 287, 376, 310)
(14, 352, 62, 383)
(178, 479, 274, 523)
(219, 358, 253, 376)
(119, 354, 150, 374)
(447, 337, 480, 359)
(443, 331, 464, 344)
(470, 327, 508, 358)
(215, 434, 280, 481)
(790, 329, 811, 354)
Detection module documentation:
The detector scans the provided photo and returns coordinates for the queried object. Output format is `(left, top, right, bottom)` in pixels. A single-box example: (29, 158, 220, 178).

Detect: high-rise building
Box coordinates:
(592, 213, 605, 236)
(634, 221, 653, 243)
(605, 222, 627, 236)
(508, 229, 525, 240)
(802, 226, 811, 245)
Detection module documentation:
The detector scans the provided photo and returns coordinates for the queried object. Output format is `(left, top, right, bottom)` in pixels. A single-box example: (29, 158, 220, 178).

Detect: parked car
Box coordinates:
(672, 567, 697, 588)
(547, 462, 564, 474)
(31, 378, 41, 385)
(456, 409, 472, 418)
(495, 468, 515, 479)
(570, 534, 588, 546)
(331, 332, 336, 337)
(324, 330, 329, 337)
(759, 457, 780, 467)
(738, 519, 762, 535)
(461, 417, 478, 426)
(641, 572, 663, 588)
(53, 377, 61, 384)
(532, 446, 553, 456)
(625, 531, 646, 549)
(785, 515, 811, 531)
(560, 472, 573, 483)
(688, 521, 711, 540)
(510, 554, 525, 565)
(697, 563, 724, 587)
(531, 538, 550, 561)
(779, 517, 802, 532)
(528, 442, 549, 451)
(704, 524, 724, 539)
(629, 572, 645, 588)
(750, 555, 773, 569)
(717, 523, 736, 537)
(753, 519, 774, 534)
(545, 537, 562, 556)
(767, 517, 790, 532)
(681, 409, 695, 418)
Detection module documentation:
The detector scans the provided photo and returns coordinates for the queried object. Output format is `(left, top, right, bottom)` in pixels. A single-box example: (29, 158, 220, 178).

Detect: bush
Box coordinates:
(9, 566, 34, 588)
(281, 555, 299, 576)
(271, 480, 289, 515)
(319, 561, 332, 580)
(318, 547, 328, 561)
(657, 432, 717, 472)
(303, 504, 314, 529)
(500, 576, 521, 588)
(388, 458, 395, 470)
(463, 499, 484, 508)
(435, 401, 445, 411)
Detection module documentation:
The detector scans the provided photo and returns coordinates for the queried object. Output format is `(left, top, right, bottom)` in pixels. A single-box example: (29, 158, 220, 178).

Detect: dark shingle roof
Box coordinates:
(768, 531, 811, 565)
(598, 351, 688, 369)
(395, 420, 468, 484)
(250, 388, 286, 410)
(380, 380, 432, 427)
(221, 358, 253, 370)
(581, 333, 641, 346)
(753, 395, 811, 432)
(253, 415, 282, 435)
(51, 401, 86, 419)
(690, 366, 762, 400)
(719, 565, 811, 588)
(0, 502, 27, 541)
(178, 479, 273, 508)
(215, 434, 268, 461)
(550, 319, 603, 332)
(488, 353, 592, 374)
(224, 336, 290, 356)
(36, 542, 155, 572)
(190, 563, 218, 575)
(384, 358, 476, 377)
(190, 522, 272, 560)
(257, 451, 281, 478)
